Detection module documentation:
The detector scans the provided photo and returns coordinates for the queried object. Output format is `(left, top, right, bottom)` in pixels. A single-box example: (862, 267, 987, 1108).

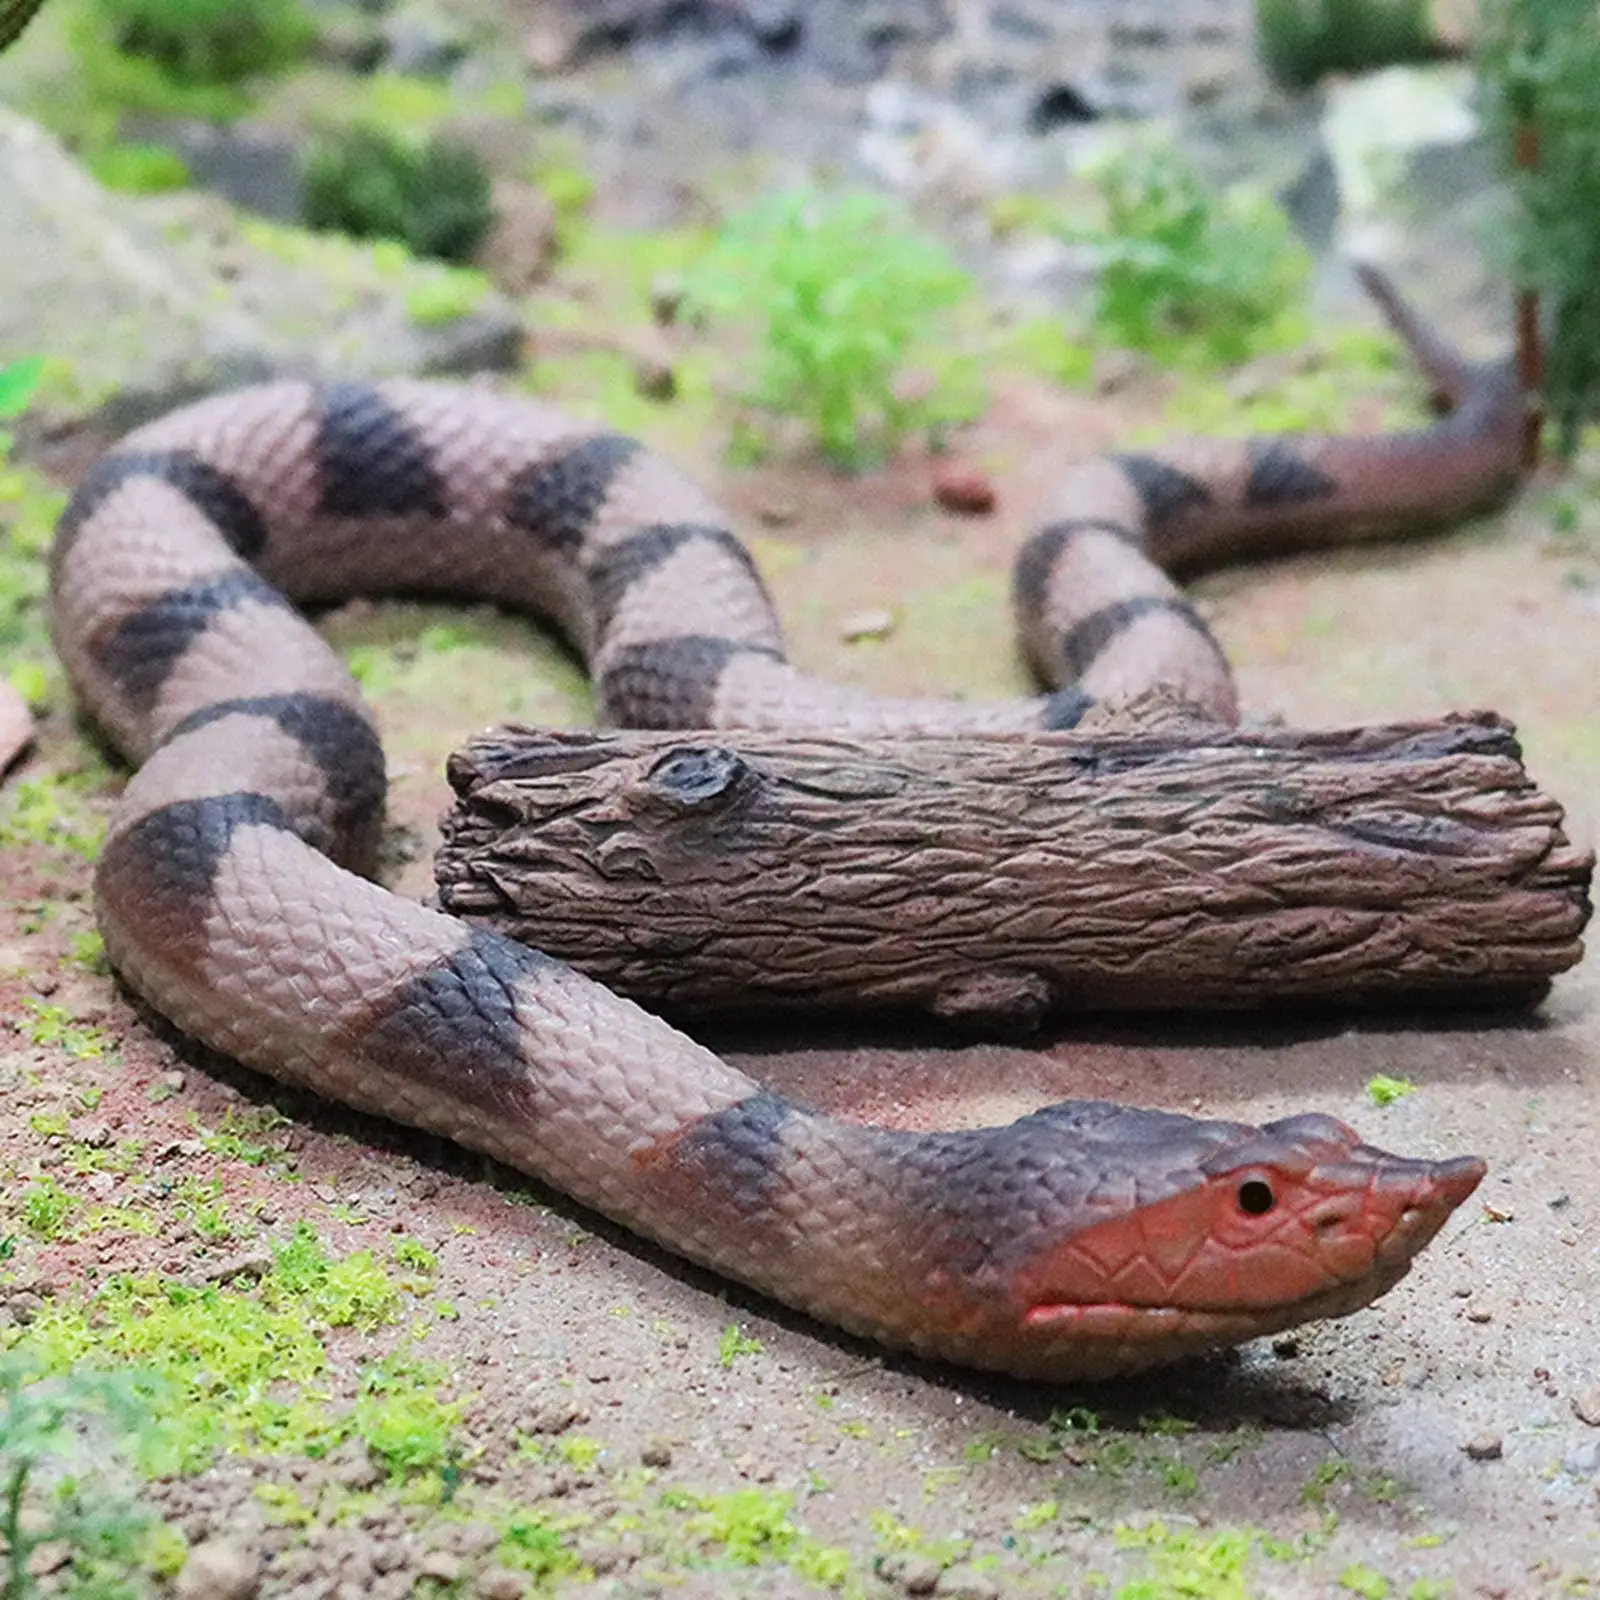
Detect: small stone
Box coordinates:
(633, 357, 677, 401)
(1093, 348, 1144, 394)
(1573, 1388, 1600, 1426)
(5, 1290, 45, 1325)
(931, 464, 996, 515)
(196, 1250, 273, 1286)
(474, 1566, 529, 1600)
(174, 1537, 260, 1600)
(1271, 1336, 1300, 1359)
(1464, 1431, 1503, 1461)
(332, 1441, 384, 1490)
(639, 1438, 673, 1468)
(25, 1541, 71, 1578)
(418, 1551, 463, 1584)
(935, 1565, 1002, 1600)
(1466, 1307, 1494, 1324)
(0, 677, 34, 774)
(892, 1553, 944, 1594)
(839, 608, 896, 643)
(520, 1398, 587, 1435)
(1563, 1441, 1600, 1476)
(649, 276, 685, 326)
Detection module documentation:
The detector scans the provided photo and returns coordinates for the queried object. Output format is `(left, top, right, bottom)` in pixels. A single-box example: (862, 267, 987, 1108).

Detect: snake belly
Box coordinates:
(48, 286, 1517, 1379)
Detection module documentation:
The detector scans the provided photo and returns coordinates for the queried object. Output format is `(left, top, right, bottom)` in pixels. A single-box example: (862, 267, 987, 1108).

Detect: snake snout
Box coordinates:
(1379, 1154, 1486, 1258)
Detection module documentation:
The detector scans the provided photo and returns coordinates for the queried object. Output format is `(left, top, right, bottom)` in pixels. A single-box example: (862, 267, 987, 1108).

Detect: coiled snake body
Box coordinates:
(50, 274, 1516, 1379)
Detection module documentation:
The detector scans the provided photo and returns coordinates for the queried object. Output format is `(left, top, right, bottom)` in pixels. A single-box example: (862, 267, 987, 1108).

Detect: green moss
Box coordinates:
(67, 929, 108, 973)
(672, 1486, 850, 1582)
(351, 1352, 466, 1477)
(3, 1236, 461, 1477)
(1340, 1563, 1391, 1598)
(24, 999, 112, 1059)
(496, 1511, 585, 1583)
(189, 1106, 292, 1169)
(555, 1434, 604, 1472)
(0, 363, 68, 688)
(1014, 1500, 1059, 1531)
(717, 1322, 764, 1368)
(1112, 1519, 1303, 1596)
(21, 1178, 79, 1240)
(172, 1178, 235, 1242)
(266, 1221, 403, 1330)
(391, 1237, 438, 1274)
(0, 774, 107, 860)
(1367, 1075, 1418, 1107)
(1005, 314, 1097, 388)
(404, 268, 491, 326)
(84, 139, 191, 192)
(1300, 1459, 1353, 1507)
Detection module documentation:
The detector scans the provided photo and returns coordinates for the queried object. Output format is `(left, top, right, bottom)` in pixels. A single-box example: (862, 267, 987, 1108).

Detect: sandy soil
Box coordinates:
(2, 363, 1597, 1598)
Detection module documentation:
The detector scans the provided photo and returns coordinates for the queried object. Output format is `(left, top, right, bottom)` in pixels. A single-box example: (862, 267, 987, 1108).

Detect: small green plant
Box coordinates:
(1067, 144, 1310, 367)
(84, 0, 313, 85)
(303, 127, 496, 265)
(2, 357, 69, 695)
(22, 1178, 79, 1241)
(1254, 0, 1440, 90)
(85, 141, 192, 194)
(1480, 0, 1600, 455)
(685, 187, 979, 469)
(1367, 1074, 1417, 1106)
(717, 1322, 765, 1368)
(24, 998, 111, 1059)
(0, 1357, 176, 1600)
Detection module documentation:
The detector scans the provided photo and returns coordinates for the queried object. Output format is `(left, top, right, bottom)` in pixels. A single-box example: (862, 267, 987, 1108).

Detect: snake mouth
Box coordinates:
(1014, 1150, 1486, 1342)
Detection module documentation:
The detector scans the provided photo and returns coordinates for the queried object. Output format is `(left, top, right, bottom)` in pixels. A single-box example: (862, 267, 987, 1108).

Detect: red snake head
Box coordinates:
(905, 1105, 1484, 1378)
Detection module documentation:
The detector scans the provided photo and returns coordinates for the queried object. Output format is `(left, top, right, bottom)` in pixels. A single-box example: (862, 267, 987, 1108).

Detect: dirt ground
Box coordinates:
(2, 359, 1598, 1597)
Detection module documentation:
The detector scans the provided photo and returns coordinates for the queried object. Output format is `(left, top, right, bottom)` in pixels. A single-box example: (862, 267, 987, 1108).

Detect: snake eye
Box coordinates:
(1237, 1178, 1276, 1216)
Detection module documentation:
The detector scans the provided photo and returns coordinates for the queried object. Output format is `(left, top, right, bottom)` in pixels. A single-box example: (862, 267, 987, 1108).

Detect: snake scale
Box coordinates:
(48, 270, 1521, 1379)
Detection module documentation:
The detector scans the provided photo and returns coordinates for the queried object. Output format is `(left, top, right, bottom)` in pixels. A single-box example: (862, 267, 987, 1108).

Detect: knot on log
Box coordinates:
(636, 745, 751, 815)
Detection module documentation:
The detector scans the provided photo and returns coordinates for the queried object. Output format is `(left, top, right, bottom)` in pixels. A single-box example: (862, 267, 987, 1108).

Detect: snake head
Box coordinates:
(902, 1104, 1484, 1379)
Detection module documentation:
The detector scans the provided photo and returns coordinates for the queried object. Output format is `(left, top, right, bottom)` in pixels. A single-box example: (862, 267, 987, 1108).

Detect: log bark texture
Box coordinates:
(435, 713, 1593, 1030)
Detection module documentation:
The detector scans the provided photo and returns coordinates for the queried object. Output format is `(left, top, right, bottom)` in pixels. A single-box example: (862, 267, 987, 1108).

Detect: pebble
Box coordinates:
(1466, 1307, 1494, 1324)
(640, 1437, 673, 1467)
(0, 676, 34, 774)
(896, 1553, 944, 1594)
(418, 1551, 463, 1584)
(25, 1541, 71, 1578)
(332, 1441, 384, 1490)
(1464, 1431, 1504, 1462)
(935, 1565, 1003, 1600)
(1573, 1387, 1600, 1426)
(174, 1538, 260, 1600)
(931, 463, 996, 515)
(649, 276, 685, 326)
(195, 1250, 273, 1286)
(1564, 1441, 1600, 1476)
(633, 356, 677, 401)
(839, 608, 896, 642)
(474, 1566, 530, 1600)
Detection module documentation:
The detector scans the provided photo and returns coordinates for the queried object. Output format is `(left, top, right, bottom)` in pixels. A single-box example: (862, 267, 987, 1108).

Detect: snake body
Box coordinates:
(49, 275, 1517, 1379)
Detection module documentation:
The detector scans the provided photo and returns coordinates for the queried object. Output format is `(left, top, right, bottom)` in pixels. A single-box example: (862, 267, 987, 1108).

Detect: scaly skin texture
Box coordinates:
(52, 274, 1511, 1377)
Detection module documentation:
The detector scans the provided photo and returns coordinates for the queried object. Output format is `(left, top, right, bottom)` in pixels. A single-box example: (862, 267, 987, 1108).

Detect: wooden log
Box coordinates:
(435, 713, 1593, 1031)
